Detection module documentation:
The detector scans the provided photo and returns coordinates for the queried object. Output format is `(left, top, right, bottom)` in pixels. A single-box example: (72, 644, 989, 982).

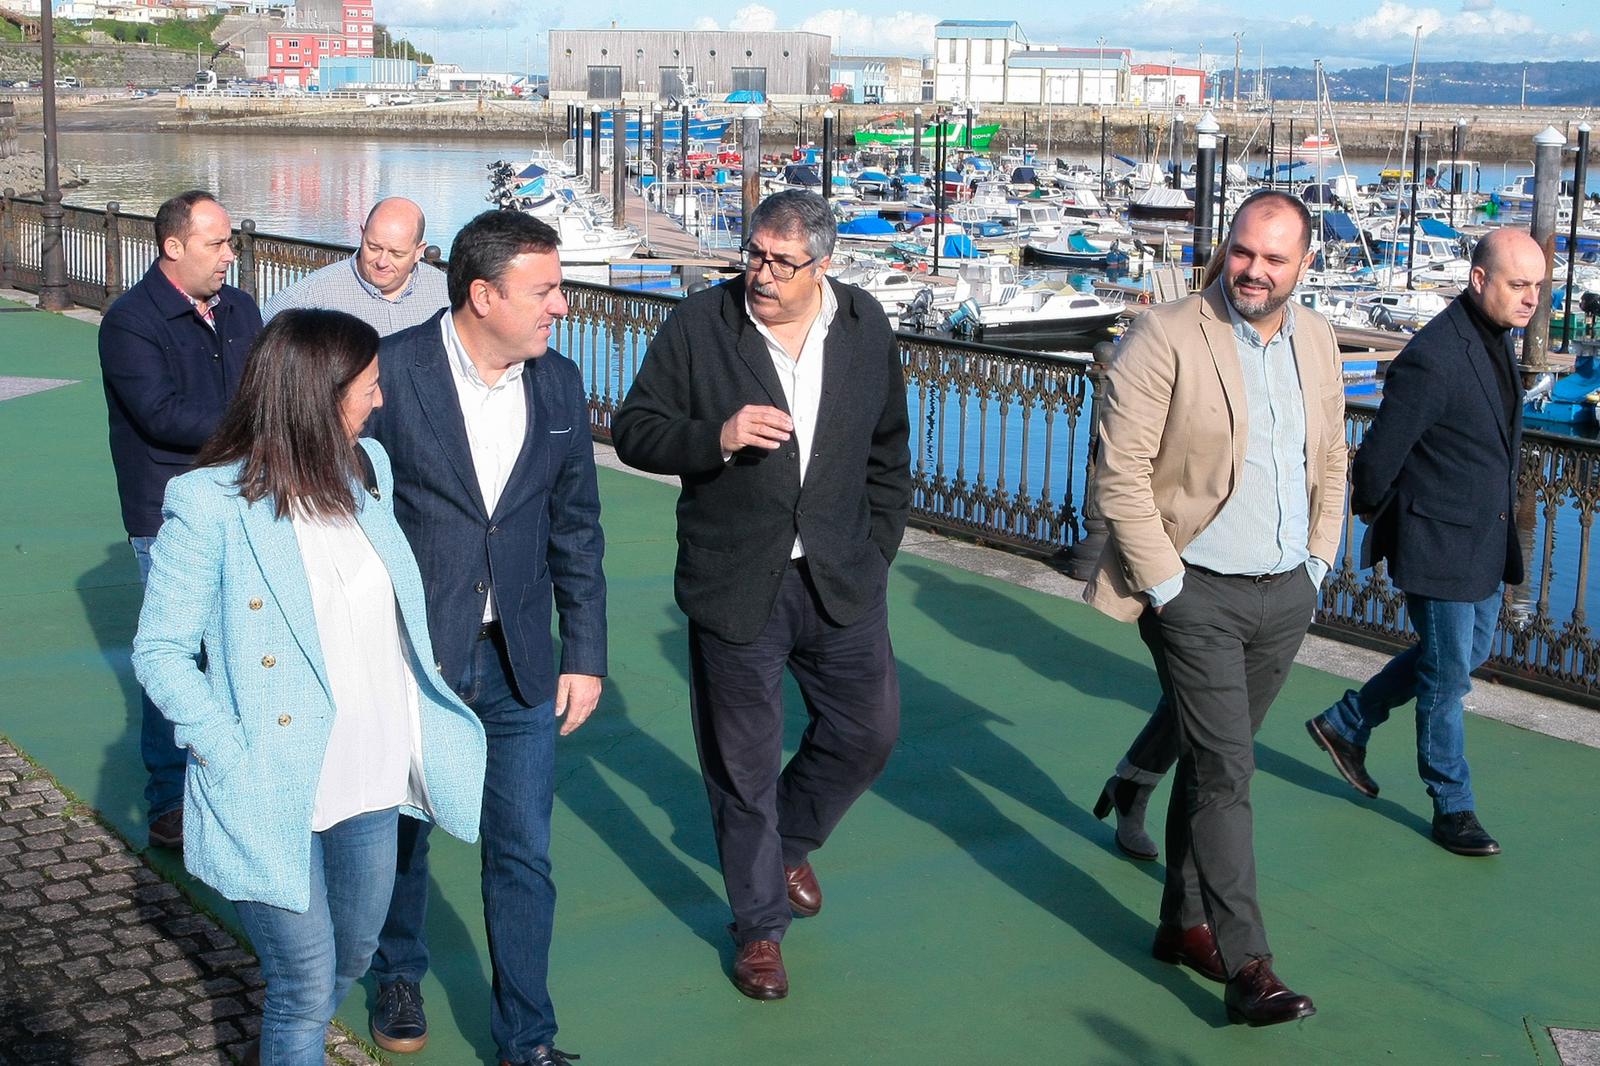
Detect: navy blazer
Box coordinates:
(611, 275, 912, 643)
(1352, 295, 1524, 602)
(365, 311, 607, 705)
(99, 262, 263, 537)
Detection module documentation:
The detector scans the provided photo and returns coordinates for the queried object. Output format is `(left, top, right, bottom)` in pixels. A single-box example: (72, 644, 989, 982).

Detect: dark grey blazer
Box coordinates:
(612, 276, 912, 643)
(1352, 294, 1524, 603)
(366, 311, 607, 704)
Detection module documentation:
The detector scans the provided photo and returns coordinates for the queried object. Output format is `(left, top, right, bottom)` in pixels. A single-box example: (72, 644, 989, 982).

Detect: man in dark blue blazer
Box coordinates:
(98, 190, 261, 850)
(1306, 228, 1542, 857)
(363, 211, 606, 1066)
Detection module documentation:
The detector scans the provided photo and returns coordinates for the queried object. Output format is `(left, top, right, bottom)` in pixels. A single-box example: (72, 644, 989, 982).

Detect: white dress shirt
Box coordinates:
(746, 280, 837, 559)
(292, 512, 428, 832)
(441, 311, 528, 621)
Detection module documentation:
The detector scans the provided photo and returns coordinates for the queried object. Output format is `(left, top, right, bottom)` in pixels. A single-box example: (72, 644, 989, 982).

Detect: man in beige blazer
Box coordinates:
(1085, 190, 1346, 1027)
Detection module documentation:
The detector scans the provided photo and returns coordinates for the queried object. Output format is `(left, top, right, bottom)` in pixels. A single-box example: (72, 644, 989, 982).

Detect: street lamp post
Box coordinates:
(821, 108, 834, 200)
(1524, 125, 1567, 371)
(1449, 116, 1465, 229)
(1561, 123, 1590, 354)
(1096, 36, 1105, 108)
(37, 0, 68, 311)
(1192, 111, 1220, 279)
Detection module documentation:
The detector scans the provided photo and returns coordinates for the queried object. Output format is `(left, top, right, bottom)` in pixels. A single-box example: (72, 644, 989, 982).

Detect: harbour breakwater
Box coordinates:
(150, 96, 1600, 162)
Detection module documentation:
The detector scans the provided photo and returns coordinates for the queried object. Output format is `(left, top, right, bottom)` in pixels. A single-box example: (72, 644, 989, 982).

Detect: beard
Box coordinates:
(1225, 271, 1291, 321)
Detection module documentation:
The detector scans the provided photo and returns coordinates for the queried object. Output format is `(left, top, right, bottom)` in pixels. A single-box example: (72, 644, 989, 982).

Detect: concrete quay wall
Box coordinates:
(159, 95, 1600, 161)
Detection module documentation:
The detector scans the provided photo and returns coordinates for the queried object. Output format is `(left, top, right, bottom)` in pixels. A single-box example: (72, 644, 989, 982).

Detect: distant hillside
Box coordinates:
(1218, 61, 1600, 107)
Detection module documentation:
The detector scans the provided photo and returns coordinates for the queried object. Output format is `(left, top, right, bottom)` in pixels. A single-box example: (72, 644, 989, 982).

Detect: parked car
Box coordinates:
(386, 92, 416, 105)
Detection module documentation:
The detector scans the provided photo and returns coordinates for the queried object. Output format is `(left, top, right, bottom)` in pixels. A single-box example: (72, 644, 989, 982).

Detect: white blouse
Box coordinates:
(292, 511, 429, 832)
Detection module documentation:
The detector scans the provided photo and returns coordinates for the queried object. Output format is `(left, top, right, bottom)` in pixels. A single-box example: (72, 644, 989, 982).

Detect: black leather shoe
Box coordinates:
(1224, 958, 1316, 1026)
(1306, 717, 1380, 798)
(1431, 811, 1501, 856)
(371, 979, 428, 1053)
(1093, 774, 1159, 861)
(1152, 922, 1226, 983)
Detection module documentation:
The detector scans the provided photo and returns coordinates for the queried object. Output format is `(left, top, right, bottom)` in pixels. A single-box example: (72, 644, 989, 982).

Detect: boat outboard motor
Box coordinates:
(1523, 372, 1558, 411)
(944, 297, 983, 338)
(902, 287, 935, 332)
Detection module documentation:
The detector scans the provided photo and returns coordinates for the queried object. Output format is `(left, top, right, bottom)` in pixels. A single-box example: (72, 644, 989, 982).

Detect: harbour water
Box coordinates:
(55, 128, 1600, 252)
(49, 127, 1598, 627)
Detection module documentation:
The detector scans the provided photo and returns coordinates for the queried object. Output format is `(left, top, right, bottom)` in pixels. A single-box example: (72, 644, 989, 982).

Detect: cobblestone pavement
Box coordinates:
(0, 739, 378, 1066)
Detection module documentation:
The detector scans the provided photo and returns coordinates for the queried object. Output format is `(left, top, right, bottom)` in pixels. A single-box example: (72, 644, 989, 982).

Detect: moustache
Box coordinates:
(752, 284, 780, 298)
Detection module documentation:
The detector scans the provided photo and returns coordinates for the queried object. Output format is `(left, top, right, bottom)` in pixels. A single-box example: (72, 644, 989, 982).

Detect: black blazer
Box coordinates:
(1352, 295, 1524, 602)
(98, 262, 262, 537)
(366, 312, 608, 705)
(612, 276, 912, 643)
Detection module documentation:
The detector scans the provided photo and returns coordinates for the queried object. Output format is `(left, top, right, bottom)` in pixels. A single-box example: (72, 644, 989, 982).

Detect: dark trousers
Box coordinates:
(688, 562, 900, 945)
(371, 624, 559, 1061)
(1137, 566, 1317, 977)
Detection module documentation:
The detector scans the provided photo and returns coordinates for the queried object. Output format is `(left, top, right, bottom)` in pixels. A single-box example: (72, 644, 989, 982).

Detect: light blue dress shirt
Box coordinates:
(1147, 293, 1329, 606)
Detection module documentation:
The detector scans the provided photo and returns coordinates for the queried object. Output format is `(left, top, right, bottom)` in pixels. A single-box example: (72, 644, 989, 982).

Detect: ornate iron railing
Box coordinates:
(2, 194, 1595, 706)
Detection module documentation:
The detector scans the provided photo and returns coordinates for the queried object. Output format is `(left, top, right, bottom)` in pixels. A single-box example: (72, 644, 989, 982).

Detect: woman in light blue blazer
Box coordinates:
(132, 309, 488, 1065)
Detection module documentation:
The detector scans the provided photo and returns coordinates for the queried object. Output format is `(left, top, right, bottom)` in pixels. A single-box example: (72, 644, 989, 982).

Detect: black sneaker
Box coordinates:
(527, 1047, 581, 1066)
(371, 979, 428, 1053)
(1431, 811, 1501, 857)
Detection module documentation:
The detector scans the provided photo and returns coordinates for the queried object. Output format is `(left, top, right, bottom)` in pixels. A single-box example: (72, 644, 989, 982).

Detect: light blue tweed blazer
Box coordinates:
(131, 437, 487, 912)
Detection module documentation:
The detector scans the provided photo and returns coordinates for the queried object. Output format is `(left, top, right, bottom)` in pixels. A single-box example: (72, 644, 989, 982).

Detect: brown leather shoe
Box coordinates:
(1151, 922, 1226, 983)
(148, 808, 183, 849)
(1224, 958, 1316, 1026)
(785, 861, 822, 917)
(731, 939, 788, 1000)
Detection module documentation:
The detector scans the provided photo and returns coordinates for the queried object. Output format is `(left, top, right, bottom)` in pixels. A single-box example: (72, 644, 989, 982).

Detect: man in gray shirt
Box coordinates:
(263, 197, 448, 334)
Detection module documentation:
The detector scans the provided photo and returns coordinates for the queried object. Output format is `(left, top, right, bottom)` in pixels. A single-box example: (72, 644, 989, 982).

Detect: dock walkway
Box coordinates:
(2, 291, 1599, 1065)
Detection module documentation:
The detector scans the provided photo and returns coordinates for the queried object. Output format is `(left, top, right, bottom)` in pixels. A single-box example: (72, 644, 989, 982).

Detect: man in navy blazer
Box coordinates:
(1306, 228, 1542, 858)
(362, 210, 605, 1066)
(98, 190, 262, 850)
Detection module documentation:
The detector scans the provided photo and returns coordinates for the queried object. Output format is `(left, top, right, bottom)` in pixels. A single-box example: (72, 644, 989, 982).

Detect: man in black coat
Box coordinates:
(1306, 228, 1542, 857)
(98, 190, 262, 849)
(612, 190, 911, 1000)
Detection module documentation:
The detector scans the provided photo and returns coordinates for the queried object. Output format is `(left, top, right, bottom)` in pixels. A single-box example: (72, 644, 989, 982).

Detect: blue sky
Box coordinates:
(376, 0, 1598, 75)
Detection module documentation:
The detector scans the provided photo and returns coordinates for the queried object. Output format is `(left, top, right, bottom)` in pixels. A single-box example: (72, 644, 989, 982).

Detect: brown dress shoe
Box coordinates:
(148, 808, 183, 849)
(1151, 922, 1226, 983)
(785, 861, 822, 917)
(1224, 958, 1316, 1026)
(732, 939, 788, 1000)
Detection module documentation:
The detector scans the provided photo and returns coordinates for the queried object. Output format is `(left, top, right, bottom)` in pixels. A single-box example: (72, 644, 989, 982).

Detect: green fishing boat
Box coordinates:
(853, 113, 1002, 150)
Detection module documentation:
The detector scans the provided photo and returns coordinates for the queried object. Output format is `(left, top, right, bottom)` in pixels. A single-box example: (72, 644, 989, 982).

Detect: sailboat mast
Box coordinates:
(1388, 27, 1423, 280)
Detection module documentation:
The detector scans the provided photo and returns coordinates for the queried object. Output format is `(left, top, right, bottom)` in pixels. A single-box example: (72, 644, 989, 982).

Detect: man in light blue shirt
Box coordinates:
(263, 197, 448, 335)
(1086, 190, 1347, 1026)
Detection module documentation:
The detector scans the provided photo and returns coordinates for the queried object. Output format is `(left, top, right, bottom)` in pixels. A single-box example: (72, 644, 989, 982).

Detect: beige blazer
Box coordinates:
(1083, 282, 1347, 622)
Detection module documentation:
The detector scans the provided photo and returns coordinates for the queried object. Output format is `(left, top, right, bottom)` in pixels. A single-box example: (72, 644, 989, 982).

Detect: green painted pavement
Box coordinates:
(1, 298, 1595, 1064)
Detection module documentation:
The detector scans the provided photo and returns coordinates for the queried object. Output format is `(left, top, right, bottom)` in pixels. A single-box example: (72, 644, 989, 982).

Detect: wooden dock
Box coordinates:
(619, 183, 739, 267)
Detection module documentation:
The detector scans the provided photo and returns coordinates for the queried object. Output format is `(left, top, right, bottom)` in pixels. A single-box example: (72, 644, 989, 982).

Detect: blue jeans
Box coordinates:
(131, 536, 185, 825)
(235, 808, 400, 1066)
(371, 627, 559, 1060)
(1319, 589, 1501, 815)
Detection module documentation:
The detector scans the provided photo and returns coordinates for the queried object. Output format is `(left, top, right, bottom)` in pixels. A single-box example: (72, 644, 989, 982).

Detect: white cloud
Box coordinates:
(1032, 2, 1598, 68)
(377, 0, 520, 29)
(692, 15, 721, 31)
(729, 4, 778, 31)
(801, 9, 937, 55)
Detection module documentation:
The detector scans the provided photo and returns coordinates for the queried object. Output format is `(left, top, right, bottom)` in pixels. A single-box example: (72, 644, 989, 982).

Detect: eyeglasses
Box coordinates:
(741, 244, 817, 281)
